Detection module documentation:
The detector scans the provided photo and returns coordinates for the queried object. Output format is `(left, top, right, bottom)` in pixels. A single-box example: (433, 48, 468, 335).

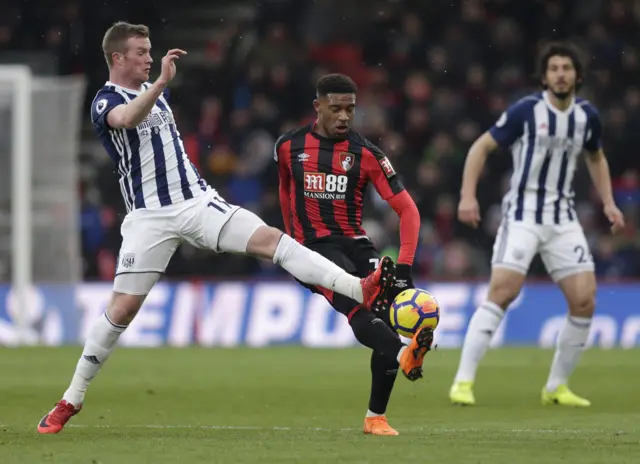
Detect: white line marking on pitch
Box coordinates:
(63, 424, 631, 434)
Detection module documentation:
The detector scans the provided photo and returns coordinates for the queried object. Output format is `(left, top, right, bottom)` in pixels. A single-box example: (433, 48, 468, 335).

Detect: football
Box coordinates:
(390, 288, 440, 338)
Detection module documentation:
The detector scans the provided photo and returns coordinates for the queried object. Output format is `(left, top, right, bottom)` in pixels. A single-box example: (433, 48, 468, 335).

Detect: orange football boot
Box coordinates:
(37, 400, 82, 434)
(364, 416, 399, 436)
(399, 327, 435, 381)
(361, 256, 396, 313)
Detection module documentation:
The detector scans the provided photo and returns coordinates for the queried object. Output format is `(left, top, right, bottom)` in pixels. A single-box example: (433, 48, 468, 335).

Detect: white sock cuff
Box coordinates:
(272, 233, 294, 265)
(567, 315, 592, 328)
(479, 301, 505, 320)
(104, 312, 128, 332)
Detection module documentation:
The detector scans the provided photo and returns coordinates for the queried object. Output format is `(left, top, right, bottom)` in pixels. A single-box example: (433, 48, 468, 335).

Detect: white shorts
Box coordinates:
(491, 220, 594, 282)
(113, 189, 265, 294)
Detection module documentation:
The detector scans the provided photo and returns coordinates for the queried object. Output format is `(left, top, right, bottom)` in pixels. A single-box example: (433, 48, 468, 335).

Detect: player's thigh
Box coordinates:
(113, 211, 180, 295)
(491, 220, 541, 276)
(539, 222, 595, 283)
(489, 221, 540, 306)
(183, 190, 244, 252)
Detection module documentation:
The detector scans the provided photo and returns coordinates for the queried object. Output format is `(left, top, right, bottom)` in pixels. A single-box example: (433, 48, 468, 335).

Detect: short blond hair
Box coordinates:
(102, 21, 150, 68)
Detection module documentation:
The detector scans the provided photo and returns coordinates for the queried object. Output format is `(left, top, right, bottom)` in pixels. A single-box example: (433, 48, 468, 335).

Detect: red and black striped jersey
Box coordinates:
(275, 123, 404, 244)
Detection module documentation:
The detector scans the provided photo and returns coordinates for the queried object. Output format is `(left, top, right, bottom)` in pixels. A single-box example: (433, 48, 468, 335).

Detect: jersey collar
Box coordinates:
(310, 120, 350, 142)
(105, 80, 146, 94)
(542, 90, 575, 115)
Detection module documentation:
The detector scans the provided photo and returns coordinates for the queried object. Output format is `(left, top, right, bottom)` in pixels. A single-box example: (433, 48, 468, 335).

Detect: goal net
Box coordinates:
(0, 65, 86, 345)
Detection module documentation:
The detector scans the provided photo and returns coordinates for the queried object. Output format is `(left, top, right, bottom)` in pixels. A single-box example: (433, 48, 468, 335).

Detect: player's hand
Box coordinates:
(458, 196, 481, 228)
(604, 203, 625, 234)
(389, 264, 414, 302)
(158, 49, 187, 85)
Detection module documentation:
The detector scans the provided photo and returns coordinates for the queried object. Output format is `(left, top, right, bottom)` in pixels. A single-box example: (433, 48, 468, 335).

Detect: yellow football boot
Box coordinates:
(449, 381, 476, 406)
(541, 385, 591, 407)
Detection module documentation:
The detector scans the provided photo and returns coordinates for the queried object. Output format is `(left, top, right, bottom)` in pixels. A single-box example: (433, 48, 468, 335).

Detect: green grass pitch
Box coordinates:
(1, 347, 639, 463)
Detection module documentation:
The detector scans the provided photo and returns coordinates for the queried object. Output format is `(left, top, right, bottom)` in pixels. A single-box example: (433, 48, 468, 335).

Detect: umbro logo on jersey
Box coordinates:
(298, 153, 310, 162)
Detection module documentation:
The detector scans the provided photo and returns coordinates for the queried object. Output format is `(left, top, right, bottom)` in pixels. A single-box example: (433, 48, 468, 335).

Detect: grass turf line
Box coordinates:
(1, 347, 638, 463)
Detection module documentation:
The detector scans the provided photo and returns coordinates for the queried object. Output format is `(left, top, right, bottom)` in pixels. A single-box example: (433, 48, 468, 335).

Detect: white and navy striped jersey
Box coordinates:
(91, 81, 208, 212)
(489, 91, 602, 225)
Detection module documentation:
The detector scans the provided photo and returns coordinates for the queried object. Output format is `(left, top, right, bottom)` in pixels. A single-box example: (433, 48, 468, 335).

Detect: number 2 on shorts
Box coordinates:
(574, 245, 591, 263)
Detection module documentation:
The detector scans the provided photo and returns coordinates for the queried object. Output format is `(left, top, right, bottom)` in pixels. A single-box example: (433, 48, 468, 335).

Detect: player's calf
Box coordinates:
(36, 294, 137, 431)
(544, 271, 596, 394)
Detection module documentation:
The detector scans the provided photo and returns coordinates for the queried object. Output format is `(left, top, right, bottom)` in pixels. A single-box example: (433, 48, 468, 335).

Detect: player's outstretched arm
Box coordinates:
(584, 149, 625, 234)
(386, 190, 420, 296)
(365, 145, 420, 296)
(107, 49, 187, 129)
(458, 132, 498, 228)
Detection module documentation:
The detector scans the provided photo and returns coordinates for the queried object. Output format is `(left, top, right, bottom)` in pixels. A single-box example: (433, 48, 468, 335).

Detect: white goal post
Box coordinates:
(1, 65, 32, 343)
(0, 65, 86, 345)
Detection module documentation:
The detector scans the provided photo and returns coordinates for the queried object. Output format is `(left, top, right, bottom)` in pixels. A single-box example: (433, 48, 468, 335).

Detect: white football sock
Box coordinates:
(396, 346, 407, 363)
(273, 234, 363, 303)
(62, 313, 126, 406)
(454, 301, 505, 383)
(366, 409, 384, 418)
(545, 315, 591, 392)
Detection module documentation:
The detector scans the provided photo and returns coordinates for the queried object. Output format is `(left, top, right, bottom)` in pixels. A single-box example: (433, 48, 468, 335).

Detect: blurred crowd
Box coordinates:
(4, 0, 640, 281)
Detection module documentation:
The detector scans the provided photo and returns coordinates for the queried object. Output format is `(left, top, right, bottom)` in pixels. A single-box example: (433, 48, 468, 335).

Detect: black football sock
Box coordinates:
(368, 349, 399, 415)
(349, 307, 404, 364)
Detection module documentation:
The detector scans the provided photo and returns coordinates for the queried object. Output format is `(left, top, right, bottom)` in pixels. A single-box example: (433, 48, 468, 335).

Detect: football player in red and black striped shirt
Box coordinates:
(275, 74, 434, 436)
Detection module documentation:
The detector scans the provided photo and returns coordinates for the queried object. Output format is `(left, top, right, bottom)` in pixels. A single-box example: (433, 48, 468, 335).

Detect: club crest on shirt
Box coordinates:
(339, 152, 355, 172)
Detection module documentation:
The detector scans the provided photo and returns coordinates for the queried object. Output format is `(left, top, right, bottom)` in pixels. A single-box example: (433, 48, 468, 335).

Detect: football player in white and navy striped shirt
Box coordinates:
(37, 22, 397, 434)
(92, 80, 208, 211)
(450, 43, 625, 407)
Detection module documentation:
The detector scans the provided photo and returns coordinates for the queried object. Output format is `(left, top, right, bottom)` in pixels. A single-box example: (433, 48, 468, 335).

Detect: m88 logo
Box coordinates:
(303, 172, 348, 199)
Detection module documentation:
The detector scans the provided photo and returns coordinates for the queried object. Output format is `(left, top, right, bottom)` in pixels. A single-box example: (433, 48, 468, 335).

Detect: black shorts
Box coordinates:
(299, 236, 381, 319)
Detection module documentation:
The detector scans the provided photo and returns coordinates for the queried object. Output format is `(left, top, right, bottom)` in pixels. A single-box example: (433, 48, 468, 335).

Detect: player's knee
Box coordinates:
(107, 292, 145, 326)
(246, 225, 284, 260)
(570, 288, 596, 318)
(487, 271, 524, 310)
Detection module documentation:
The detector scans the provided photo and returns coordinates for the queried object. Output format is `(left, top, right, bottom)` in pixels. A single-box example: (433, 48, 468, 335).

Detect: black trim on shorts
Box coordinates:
(114, 270, 165, 276)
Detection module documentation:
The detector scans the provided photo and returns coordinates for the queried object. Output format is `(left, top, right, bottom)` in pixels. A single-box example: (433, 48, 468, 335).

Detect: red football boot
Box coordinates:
(37, 400, 82, 434)
(361, 256, 396, 313)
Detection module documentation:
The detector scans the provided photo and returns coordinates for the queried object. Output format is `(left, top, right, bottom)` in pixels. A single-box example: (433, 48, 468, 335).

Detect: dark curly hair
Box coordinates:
(316, 74, 358, 97)
(537, 42, 585, 90)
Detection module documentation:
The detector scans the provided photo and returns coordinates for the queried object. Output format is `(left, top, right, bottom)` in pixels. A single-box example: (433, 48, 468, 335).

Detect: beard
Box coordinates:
(549, 86, 574, 101)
